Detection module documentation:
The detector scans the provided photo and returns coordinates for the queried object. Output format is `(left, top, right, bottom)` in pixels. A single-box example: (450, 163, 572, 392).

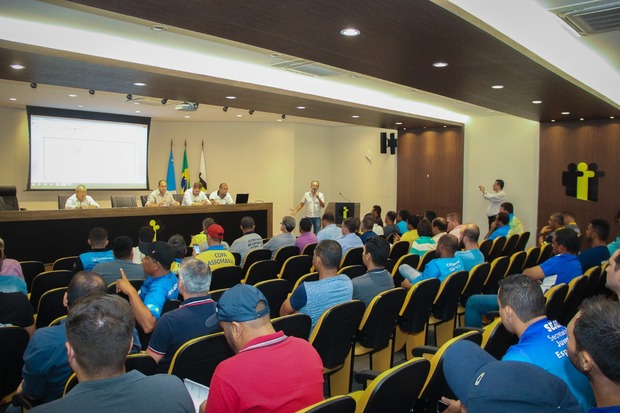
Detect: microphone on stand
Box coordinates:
(339, 192, 352, 202)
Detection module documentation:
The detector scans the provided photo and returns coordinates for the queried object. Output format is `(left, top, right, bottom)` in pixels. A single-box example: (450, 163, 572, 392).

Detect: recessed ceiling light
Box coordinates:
(351, 115, 360, 119)
(133, 82, 146, 86)
(134, 102, 140, 105)
(10, 64, 25, 70)
(350, 74, 360, 79)
(561, 111, 570, 115)
(433, 62, 448, 68)
(184, 115, 190, 118)
(226, 96, 236, 100)
(77, 105, 84, 108)
(9, 97, 17, 101)
(267, 53, 280, 58)
(135, 110, 141, 113)
(150, 25, 168, 32)
(277, 119, 282, 122)
(236, 114, 243, 117)
(551, 119, 556, 122)
(395, 122, 402, 125)
(443, 125, 447, 128)
(532, 100, 542, 104)
(68, 94, 77, 97)
(579, 118, 584, 121)
(296, 106, 306, 110)
(491, 85, 504, 89)
(610, 116, 615, 119)
(340, 28, 360, 37)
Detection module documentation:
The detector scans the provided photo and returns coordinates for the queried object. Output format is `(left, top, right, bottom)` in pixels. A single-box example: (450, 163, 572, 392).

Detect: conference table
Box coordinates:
(0, 203, 273, 264)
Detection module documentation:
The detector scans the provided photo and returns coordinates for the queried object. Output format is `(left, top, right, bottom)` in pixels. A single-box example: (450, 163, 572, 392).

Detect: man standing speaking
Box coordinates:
(291, 180, 325, 235)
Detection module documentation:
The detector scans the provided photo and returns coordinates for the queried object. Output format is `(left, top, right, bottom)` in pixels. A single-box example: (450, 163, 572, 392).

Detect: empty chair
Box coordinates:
(274, 246, 300, 269)
(0, 186, 20, 210)
(19, 260, 45, 293)
(513, 231, 531, 252)
(428, 270, 469, 347)
(544, 283, 569, 321)
(338, 264, 367, 280)
(296, 395, 356, 413)
(501, 233, 520, 256)
(35, 287, 68, 329)
(254, 278, 290, 319)
(271, 313, 312, 340)
(29, 270, 73, 309)
(478, 239, 493, 262)
(52, 256, 77, 271)
(482, 256, 509, 294)
(210, 266, 243, 290)
(243, 259, 280, 285)
(388, 240, 410, 262)
(558, 275, 589, 326)
(241, 248, 272, 276)
(523, 245, 541, 269)
(538, 242, 554, 265)
(140, 195, 149, 207)
(340, 247, 363, 268)
(172, 193, 184, 204)
(505, 250, 526, 277)
(456, 263, 491, 326)
(0, 327, 29, 399)
(168, 332, 235, 386)
(57, 195, 70, 210)
(110, 195, 138, 208)
(302, 243, 318, 257)
(293, 272, 319, 291)
(487, 236, 506, 262)
(279, 254, 313, 290)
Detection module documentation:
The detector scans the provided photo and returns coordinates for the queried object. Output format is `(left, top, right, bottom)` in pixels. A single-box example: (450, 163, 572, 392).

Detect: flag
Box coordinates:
(166, 140, 177, 192)
(199, 140, 207, 192)
(180, 140, 189, 192)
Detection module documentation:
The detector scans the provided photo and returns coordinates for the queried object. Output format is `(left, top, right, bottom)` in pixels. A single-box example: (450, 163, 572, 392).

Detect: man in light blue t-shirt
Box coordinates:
(455, 223, 485, 271)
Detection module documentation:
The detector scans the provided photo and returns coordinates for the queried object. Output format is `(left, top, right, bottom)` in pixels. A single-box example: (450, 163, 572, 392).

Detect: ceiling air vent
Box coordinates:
(551, 0, 620, 35)
(271, 59, 341, 77)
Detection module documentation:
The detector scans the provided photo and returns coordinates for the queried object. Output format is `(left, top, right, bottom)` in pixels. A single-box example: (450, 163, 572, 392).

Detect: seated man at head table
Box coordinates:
(209, 182, 234, 205)
(64, 184, 99, 209)
(182, 181, 211, 206)
(145, 180, 180, 207)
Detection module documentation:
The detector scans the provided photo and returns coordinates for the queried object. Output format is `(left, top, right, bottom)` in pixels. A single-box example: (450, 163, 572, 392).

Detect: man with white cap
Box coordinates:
(200, 284, 324, 413)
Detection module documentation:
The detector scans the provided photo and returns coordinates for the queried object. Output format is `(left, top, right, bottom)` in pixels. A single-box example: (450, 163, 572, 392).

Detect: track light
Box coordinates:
(88, 89, 95, 95)
(223, 106, 228, 112)
(281, 114, 286, 119)
(30, 82, 37, 89)
(249, 110, 254, 115)
(126, 94, 133, 100)
(161, 98, 168, 104)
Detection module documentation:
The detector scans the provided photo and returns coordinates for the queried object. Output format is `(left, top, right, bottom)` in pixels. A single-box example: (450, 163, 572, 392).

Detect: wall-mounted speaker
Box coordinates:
(380, 132, 388, 154)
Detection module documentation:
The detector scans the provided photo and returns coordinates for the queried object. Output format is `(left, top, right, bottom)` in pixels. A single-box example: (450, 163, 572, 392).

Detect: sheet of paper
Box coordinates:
(184, 378, 209, 413)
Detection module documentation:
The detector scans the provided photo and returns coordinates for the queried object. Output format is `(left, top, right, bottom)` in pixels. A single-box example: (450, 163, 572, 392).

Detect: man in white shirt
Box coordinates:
(64, 184, 99, 209)
(145, 180, 180, 207)
(290, 180, 325, 234)
(317, 212, 342, 242)
(209, 183, 234, 205)
(479, 179, 506, 229)
(182, 181, 211, 206)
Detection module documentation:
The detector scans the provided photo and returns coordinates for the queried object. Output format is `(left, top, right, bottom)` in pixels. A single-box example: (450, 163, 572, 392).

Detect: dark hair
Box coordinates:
(550, 212, 564, 226)
(88, 227, 108, 247)
(462, 224, 480, 243)
(554, 228, 580, 254)
(407, 214, 421, 229)
(496, 212, 510, 226)
(589, 219, 610, 241)
(240, 216, 255, 230)
(498, 274, 545, 322)
(322, 212, 335, 223)
(424, 210, 437, 222)
(432, 217, 448, 233)
(438, 234, 458, 254)
(563, 210, 576, 219)
(500, 202, 514, 214)
(495, 179, 505, 189)
(66, 271, 107, 308)
(417, 218, 432, 237)
(138, 226, 155, 243)
(66, 294, 134, 377)
(364, 237, 390, 267)
(168, 234, 187, 259)
(398, 210, 410, 221)
(386, 211, 397, 222)
(299, 217, 313, 232)
(343, 217, 360, 233)
(574, 297, 620, 382)
(112, 236, 133, 260)
(362, 215, 375, 231)
(314, 240, 342, 270)
(202, 217, 216, 229)
(372, 205, 382, 215)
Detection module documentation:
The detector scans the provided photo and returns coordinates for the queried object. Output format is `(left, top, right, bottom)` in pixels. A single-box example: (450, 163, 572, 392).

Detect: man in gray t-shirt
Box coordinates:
(229, 216, 264, 265)
(352, 237, 394, 307)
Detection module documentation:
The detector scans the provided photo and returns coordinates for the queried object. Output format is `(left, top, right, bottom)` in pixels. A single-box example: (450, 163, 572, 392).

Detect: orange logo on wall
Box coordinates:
(562, 162, 604, 202)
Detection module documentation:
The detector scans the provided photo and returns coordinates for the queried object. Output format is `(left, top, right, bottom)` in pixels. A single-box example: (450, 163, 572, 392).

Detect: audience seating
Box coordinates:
(544, 283, 569, 321)
(309, 300, 366, 396)
(537, 242, 554, 265)
(0, 186, 20, 211)
(241, 248, 272, 276)
(52, 256, 77, 271)
(279, 255, 313, 290)
(231, 252, 241, 266)
(172, 193, 184, 204)
(340, 247, 363, 269)
(427, 271, 468, 347)
(456, 263, 491, 326)
(208, 288, 228, 302)
(487, 236, 506, 262)
(505, 250, 526, 277)
(388, 240, 410, 262)
(302, 242, 318, 257)
(110, 195, 138, 208)
(35, 287, 68, 329)
(107, 279, 144, 301)
(161, 299, 182, 316)
(478, 239, 493, 262)
(1, 327, 29, 400)
(558, 275, 589, 326)
(338, 264, 367, 280)
(168, 332, 235, 386)
(416, 250, 436, 272)
(501, 233, 520, 257)
(293, 272, 319, 291)
(513, 231, 530, 252)
(274, 245, 300, 269)
(522, 245, 541, 269)
(254, 278, 290, 319)
(271, 313, 312, 340)
(583, 265, 603, 299)
(140, 195, 148, 207)
(296, 395, 356, 413)
(19, 260, 45, 293)
(29, 270, 73, 310)
(482, 256, 509, 294)
(210, 265, 243, 290)
(391, 254, 420, 278)
(57, 195, 70, 210)
(394, 278, 440, 360)
(455, 317, 517, 360)
(243, 259, 280, 285)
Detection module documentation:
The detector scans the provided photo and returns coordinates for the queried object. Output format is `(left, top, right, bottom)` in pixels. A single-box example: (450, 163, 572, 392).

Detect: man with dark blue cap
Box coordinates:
(440, 341, 584, 413)
(200, 284, 324, 413)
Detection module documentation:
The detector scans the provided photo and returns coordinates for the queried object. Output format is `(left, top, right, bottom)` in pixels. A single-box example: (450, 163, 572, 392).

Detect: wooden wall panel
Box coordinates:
(539, 119, 620, 247)
(396, 127, 464, 217)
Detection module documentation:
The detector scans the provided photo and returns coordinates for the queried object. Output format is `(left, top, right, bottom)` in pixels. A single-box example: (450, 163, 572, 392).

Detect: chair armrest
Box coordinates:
(454, 327, 484, 337)
(412, 345, 439, 357)
(354, 370, 380, 387)
(12, 393, 42, 409)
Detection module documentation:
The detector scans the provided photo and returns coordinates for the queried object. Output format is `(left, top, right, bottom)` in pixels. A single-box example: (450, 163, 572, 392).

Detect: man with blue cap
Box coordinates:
(200, 284, 324, 413)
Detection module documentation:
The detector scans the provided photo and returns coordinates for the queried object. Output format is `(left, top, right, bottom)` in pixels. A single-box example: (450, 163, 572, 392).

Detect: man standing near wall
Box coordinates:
(479, 179, 506, 228)
(290, 180, 325, 235)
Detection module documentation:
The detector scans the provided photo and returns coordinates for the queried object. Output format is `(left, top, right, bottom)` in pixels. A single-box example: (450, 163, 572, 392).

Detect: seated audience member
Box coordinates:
(538, 212, 564, 246)
(446, 212, 463, 239)
(336, 217, 364, 256)
(0, 236, 24, 279)
(500, 202, 524, 235)
(498, 275, 594, 411)
(202, 285, 324, 413)
(424, 210, 437, 222)
(352, 237, 394, 307)
(132, 226, 155, 264)
(182, 181, 211, 206)
(398, 214, 421, 244)
(408, 218, 436, 257)
(280, 240, 353, 331)
(383, 211, 399, 240)
(400, 234, 463, 289)
(209, 182, 234, 205)
(440, 341, 583, 413)
(229, 216, 264, 265)
(465, 228, 583, 328)
(196, 224, 235, 270)
(568, 297, 620, 412)
(579, 219, 611, 272)
(563, 210, 581, 235)
(359, 215, 378, 244)
(317, 212, 341, 242)
(64, 184, 99, 209)
(116, 241, 179, 333)
(72, 227, 114, 273)
(147, 258, 218, 372)
(167, 234, 187, 274)
(296, 217, 318, 253)
(29, 294, 194, 413)
(396, 210, 410, 235)
(484, 211, 510, 241)
(605, 248, 620, 299)
(0, 290, 35, 336)
(608, 209, 620, 255)
(0, 275, 27, 294)
(431, 217, 448, 242)
(264, 216, 297, 258)
(191, 218, 231, 252)
(92, 235, 145, 285)
(371, 205, 384, 227)
(12, 272, 108, 408)
(145, 179, 180, 207)
(455, 223, 485, 271)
